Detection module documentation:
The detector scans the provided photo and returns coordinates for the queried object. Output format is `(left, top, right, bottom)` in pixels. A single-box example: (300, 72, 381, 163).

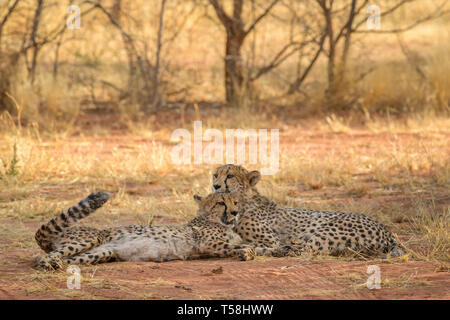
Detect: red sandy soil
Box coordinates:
(0, 253, 448, 299)
(0, 115, 448, 300)
(0, 196, 448, 300)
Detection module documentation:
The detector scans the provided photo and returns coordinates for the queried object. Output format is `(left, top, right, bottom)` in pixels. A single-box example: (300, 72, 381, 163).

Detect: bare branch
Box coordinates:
(0, 0, 20, 29)
(287, 32, 327, 95)
(249, 42, 300, 81)
(396, 34, 426, 80)
(245, 0, 280, 36)
(209, 0, 232, 27)
(334, 0, 368, 44)
(0, 0, 21, 49)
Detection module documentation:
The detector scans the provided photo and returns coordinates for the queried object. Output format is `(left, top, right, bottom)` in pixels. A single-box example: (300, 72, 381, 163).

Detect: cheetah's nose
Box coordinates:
(231, 211, 238, 216)
(213, 184, 221, 190)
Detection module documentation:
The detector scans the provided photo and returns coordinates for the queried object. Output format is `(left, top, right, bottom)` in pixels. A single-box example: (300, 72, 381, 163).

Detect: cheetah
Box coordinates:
(212, 164, 407, 258)
(35, 191, 255, 270)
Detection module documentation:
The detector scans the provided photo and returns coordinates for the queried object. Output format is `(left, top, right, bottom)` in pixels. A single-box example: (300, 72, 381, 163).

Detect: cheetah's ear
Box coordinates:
(248, 170, 261, 186)
(193, 195, 202, 204)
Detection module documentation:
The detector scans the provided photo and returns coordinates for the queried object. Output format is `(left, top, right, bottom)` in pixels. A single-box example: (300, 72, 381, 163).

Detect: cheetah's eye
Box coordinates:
(227, 174, 234, 179)
(213, 174, 218, 179)
(234, 202, 238, 205)
(218, 201, 225, 206)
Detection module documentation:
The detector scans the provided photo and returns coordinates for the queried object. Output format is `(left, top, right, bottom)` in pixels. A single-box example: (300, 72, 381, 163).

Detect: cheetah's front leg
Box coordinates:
(237, 223, 287, 257)
(198, 241, 256, 261)
(249, 234, 293, 257)
(218, 244, 256, 261)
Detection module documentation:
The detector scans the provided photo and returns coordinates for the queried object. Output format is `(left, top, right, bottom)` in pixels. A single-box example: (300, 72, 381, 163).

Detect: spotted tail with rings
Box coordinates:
(34, 191, 111, 253)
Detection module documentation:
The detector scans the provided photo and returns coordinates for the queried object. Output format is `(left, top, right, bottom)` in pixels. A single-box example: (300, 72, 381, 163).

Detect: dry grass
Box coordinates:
(0, 111, 448, 265)
(344, 271, 431, 292)
(406, 203, 449, 262)
(0, 0, 449, 301)
(1, 1, 449, 128)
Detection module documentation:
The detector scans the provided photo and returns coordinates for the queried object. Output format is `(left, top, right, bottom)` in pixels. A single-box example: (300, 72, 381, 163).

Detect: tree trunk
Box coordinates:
(337, 0, 357, 84)
(112, 0, 121, 21)
(209, 0, 279, 105)
(151, 0, 167, 108)
(28, 0, 44, 84)
(323, 4, 335, 96)
(225, 31, 244, 104)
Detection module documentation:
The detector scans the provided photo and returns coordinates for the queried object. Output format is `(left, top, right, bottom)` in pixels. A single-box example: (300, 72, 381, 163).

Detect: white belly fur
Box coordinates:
(101, 234, 197, 262)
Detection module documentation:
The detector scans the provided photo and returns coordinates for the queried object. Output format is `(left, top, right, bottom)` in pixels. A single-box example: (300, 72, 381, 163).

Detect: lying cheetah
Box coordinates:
(212, 164, 407, 258)
(35, 191, 255, 270)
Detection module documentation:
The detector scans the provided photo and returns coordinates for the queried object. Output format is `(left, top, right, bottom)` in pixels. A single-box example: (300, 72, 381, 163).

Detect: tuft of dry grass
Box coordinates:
(346, 271, 431, 292)
(406, 203, 449, 262)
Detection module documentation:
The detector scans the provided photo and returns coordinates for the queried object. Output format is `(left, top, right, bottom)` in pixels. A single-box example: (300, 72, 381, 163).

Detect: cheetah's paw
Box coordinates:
(238, 248, 256, 261)
(36, 256, 63, 271)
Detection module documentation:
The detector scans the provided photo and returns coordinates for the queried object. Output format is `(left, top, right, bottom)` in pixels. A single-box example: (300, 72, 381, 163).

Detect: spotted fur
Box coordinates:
(35, 192, 255, 270)
(35, 192, 111, 253)
(212, 164, 407, 258)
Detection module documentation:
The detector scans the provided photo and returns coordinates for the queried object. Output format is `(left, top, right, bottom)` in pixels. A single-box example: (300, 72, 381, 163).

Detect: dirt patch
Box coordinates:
(0, 125, 448, 300)
(0, 256, 448, 300)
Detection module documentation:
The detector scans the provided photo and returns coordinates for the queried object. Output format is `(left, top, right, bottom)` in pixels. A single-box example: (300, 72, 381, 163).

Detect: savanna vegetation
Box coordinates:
(0, 0, 448, 299)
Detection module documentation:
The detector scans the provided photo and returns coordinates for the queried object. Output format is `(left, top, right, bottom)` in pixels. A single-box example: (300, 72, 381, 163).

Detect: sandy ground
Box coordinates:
(0, 249, 448, 299)
(0, 120, 448, 300)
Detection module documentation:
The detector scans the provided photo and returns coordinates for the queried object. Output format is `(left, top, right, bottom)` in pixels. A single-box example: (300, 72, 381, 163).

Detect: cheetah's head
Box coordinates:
(193, 192, 242, 226)
(212, 164, 261, 196)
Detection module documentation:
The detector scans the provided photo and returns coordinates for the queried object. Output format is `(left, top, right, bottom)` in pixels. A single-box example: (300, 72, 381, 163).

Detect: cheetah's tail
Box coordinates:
(34, 191, 111, 252)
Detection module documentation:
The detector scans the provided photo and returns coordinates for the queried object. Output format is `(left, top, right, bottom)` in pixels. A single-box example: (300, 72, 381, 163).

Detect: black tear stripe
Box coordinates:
(221, 211, 228, 224)
(221, 195, 229, 217)
(224, 168, 230, 192)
